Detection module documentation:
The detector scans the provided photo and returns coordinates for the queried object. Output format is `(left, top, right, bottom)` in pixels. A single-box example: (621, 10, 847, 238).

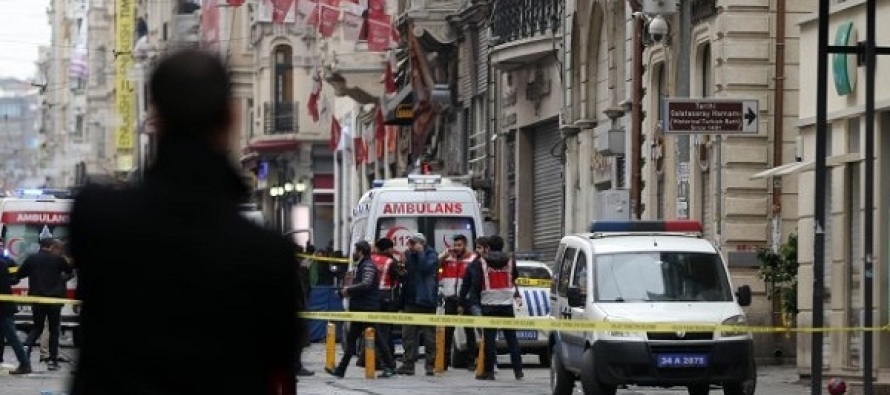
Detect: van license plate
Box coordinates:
(656, 353, 708, 368)
(499, 330, 537, 341)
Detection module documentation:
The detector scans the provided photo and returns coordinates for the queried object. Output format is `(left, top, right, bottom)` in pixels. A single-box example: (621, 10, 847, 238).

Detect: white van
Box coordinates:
(549, 220, 755, 395)
(349, 175, 484, 259)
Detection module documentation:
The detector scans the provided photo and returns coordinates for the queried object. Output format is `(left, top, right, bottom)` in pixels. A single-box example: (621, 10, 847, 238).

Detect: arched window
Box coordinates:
(272, 45, 293, 133)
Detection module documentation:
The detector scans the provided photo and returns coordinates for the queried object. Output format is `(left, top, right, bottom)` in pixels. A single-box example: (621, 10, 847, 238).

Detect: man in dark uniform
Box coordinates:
(69, 49, 298, 395)
(0, 243, 30, 374)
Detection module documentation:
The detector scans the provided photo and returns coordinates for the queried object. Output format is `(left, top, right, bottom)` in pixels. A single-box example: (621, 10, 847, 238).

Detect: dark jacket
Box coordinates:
(461, 251, 520, 309)
(401, 245, 438, 309)
(0, 256, 18, 317)
(345, 256, 380, 312)
(17, 249, 72, 298)
(68, 137, 297, 395)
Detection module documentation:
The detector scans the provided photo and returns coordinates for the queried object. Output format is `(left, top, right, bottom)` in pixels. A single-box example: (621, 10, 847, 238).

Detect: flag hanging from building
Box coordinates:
(69, 12, 90, 81)
(341, 2, 365, 42)
(271, 0, 295, 23)
(330, 116, 341, 151)
(201, 0, 221, 51)
(228, 0, 246, 6)
(317, 0, 341, 37)
(294, 0, 317, 30)
(307, 67, 322, 122)
(353, 136, 367, 167)
(367, 12, 393, 52)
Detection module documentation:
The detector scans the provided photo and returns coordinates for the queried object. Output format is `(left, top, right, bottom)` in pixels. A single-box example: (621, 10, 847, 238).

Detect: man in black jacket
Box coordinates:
(17, 237, 73, 370)
(326, 241, 396, 378)
(0, 247, 30, 374)
(68, 49, 297, 395)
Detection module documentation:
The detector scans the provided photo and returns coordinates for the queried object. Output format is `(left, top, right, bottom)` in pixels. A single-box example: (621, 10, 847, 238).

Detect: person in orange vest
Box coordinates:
(437, 234, 477, 369)
(370, 238, 401, 357)
(462, 235, 524, 381)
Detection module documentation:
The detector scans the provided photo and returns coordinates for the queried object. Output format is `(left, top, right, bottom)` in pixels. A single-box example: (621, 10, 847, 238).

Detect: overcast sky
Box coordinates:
(0, 0, 51, 81)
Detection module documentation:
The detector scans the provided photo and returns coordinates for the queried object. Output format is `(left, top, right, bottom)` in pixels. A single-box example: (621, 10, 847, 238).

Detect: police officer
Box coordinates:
(437, 234, 477, 368)
(462, 235, 523, 380)
(327, 241, 396, 378)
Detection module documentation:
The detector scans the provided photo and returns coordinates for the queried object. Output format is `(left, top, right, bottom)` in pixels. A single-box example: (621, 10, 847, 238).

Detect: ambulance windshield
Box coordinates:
(595, 252, 733, 302)
(376, 217, 476, 259)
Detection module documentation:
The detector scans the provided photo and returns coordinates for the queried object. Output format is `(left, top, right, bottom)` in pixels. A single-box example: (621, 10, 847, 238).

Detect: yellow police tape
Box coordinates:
(300, 311, 890, 334)
(4, 293, 886, 335)
(296, 254, 350, 263)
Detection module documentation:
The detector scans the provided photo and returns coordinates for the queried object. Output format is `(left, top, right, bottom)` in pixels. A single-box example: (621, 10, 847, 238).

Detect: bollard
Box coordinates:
(364, 327, 376, 379)
(325, 322, 336, 371)
(434, 326, 445, 374)
(475, 337, 485, 376)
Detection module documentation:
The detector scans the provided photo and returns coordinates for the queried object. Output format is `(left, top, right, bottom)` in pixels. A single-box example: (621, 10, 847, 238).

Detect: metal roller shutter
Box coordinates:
(532, 121, 564, 262)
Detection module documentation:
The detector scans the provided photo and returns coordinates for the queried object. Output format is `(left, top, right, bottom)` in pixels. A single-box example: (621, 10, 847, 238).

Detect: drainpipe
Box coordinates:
(629, 0, 642, 220)
(771, 0, 787, 252)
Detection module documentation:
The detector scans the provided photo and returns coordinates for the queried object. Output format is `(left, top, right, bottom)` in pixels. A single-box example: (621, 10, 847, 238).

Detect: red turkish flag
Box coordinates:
(317, 0, 341, 37)
(307, 69, 322, 122)
(271, 0, 295, 23)
(228, 0, 246, 6)
(367, 12, 391, 52)
(375, 105, 386, 142)
(329, 116, 341, 151)
(353, 137, 367, 166)
(368, 0, 385, 14)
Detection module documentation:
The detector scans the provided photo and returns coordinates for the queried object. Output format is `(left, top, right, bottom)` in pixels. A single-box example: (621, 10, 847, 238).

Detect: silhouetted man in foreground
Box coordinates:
(69, 49, 298, 395)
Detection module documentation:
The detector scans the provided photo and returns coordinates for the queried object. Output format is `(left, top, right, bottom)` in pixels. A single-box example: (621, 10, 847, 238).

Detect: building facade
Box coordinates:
(0, 79, 41, 189)
(795, 1, 890, 390)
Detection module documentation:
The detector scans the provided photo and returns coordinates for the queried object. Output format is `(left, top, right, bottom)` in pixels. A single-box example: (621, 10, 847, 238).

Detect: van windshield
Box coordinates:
(376, 217, 476, 259)
(595, 252, 733, 302)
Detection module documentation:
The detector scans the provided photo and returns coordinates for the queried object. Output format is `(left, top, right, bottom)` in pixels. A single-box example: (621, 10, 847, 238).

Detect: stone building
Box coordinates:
(795, 1, 890, 390)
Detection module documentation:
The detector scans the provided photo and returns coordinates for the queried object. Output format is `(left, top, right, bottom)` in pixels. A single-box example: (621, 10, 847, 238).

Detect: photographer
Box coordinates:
(325, 241, 396, 378)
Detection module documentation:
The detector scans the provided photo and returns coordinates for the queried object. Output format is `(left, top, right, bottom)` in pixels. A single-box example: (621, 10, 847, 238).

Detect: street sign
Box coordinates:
(663, 98, 759, 134)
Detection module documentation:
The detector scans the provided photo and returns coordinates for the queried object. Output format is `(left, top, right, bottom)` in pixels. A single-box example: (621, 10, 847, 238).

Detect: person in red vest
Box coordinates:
(369, 238, 401, 358)
(462, 235, 523, 381)
(437, 234, 477, 369)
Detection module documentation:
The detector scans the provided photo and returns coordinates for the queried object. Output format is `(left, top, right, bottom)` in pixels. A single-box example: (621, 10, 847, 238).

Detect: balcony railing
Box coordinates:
(491, 0, 563, 47)
(263, 101, 299, 135)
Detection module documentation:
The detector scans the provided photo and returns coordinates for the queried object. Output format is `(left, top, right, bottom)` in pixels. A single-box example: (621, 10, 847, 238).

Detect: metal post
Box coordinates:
(812, 0, 829, 391)
(862, 0, 876, 392)
(675, 0, 691, 219)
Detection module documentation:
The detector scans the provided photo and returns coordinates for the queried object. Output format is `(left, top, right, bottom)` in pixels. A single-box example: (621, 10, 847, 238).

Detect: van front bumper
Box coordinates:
(591, 339, 754, 387)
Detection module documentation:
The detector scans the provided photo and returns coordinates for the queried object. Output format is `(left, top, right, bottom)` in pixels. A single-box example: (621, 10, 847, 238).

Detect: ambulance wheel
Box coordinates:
(581, 348, 617, 395)
(550, 345, 574, 395)
(450, 343, 469, 369)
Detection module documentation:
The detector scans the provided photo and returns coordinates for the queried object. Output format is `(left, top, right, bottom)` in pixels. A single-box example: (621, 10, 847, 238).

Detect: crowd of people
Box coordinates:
(325, 233, 526, 381)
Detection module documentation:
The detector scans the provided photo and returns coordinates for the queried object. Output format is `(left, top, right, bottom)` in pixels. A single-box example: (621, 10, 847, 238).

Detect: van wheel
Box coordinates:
(724, 359, 757, 395)
(688, 385, 710, 395)
(550, 345, 574, 395)
(581, 348, 617, 395)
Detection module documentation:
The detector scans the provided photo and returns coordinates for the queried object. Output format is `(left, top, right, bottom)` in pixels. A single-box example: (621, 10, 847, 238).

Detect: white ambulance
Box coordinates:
(349, 175, 484, 259)
(0, 189, 78, 343)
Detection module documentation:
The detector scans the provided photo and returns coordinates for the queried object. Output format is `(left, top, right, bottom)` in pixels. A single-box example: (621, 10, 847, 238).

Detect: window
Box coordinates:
(3, 224, 71, 264)
(571, 251, 588, 295)
(556, 247, 577, 296)
(594, 252, 733, 302)
(517, 265, 552, 280)
(375, 216, 477, 260)
(272, 45, 294, 133)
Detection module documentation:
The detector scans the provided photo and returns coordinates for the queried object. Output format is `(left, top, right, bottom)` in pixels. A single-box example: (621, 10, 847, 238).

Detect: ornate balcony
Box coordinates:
(263, 101, 299, 135)
(489, 0, 563, 67)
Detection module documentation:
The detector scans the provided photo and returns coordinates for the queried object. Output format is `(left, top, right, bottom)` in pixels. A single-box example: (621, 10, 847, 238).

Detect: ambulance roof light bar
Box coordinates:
(407, 174, 443, 190)
(589, 220, 703, 234)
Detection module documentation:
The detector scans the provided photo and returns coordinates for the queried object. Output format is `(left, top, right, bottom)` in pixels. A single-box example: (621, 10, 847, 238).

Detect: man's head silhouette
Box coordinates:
(149, 49, 235, 150)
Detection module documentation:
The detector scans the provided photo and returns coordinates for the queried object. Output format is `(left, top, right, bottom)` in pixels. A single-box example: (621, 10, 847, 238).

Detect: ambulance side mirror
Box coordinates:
(567, 286, 585, 308)
(736, 285, 752, 307)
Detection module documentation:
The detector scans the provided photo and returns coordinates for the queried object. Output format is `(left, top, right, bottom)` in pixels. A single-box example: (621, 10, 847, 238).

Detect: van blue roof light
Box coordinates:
(589, 220, 703, 233)
(372, 180, 385, 188)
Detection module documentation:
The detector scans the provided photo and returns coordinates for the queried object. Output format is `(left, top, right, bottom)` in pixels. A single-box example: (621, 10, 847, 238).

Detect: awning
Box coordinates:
(243, 136, 300, 155)
(749, 153, 864, 179)
(383, 85, 414, 126)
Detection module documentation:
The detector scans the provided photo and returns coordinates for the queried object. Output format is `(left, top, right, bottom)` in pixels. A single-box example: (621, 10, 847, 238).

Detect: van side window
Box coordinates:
(571, 251, 588, 295)
(557, 247, 577, 297)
